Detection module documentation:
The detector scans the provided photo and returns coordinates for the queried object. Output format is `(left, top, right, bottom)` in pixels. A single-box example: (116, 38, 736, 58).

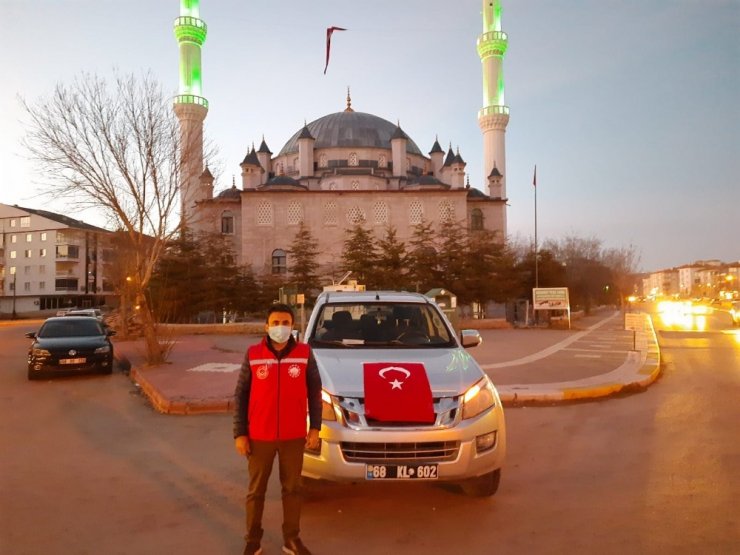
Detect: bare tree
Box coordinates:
(22, 72, 199, 364)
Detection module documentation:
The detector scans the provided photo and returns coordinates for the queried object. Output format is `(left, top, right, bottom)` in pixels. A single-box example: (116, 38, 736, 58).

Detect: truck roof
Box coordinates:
(316, 290, 432, 304)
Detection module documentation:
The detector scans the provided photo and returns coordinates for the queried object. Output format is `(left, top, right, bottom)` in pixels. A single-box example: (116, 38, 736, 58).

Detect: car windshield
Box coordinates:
(309, 302, 454, 348)
(38, 319, 104, 338)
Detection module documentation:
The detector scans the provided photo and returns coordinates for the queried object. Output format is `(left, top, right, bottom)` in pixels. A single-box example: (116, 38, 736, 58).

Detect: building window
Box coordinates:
(406, 157, 411, 171)
(24, 282, 31, 292)
(10, 251, 16, 259)
(221, 211, 234, 234)
(57, 232, 66, 243)
(323, 201, 338, 226)
(11, 235, 16, 244)
(319, 154, 327, 167)
(40, 232, 47, 241)
(39, 265, 46, 274)
(39, 248, 47, 257)
(378, 154, 387, 168)
(373, 201, 389, 225)
(328, 182, 338, 191)
(56, 245, 79, 259)
(349, 152, 358, 167)
(346, 206, 366, 225)
(24, 266, 31, 275)
(409, 200, 423, 225)
(256, 201, 273, 226)
(26, 233, 33, 243)
(471, 208, 484, 230)
(271, 249, 287, 274)
(351, 180, 360, 190)
(39, 281, 45, 291)
(20, 216, 30, 228)
(287, 201, 303, 225)
(439, 201, 454, 223)
(8, 281, 14, 291)
(10, 219, 16, 228)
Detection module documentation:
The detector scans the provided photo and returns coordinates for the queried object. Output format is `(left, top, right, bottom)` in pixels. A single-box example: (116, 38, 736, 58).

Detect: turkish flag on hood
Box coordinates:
(363, 362, 435, 423)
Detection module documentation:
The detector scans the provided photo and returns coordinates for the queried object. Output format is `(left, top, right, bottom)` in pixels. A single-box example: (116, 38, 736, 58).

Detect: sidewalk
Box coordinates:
(117, 310, 661, 415)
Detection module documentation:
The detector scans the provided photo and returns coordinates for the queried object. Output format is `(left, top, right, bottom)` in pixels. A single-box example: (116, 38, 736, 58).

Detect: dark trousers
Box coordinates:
(246, 438, 305, 543)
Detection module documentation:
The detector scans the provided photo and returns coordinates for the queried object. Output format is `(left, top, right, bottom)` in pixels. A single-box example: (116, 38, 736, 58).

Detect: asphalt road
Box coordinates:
(1, 308, 738, 554)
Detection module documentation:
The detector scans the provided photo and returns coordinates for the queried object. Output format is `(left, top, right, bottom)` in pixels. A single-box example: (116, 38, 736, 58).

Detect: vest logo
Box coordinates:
(288, 364, 301, 378)
(256, 365, 269, 380)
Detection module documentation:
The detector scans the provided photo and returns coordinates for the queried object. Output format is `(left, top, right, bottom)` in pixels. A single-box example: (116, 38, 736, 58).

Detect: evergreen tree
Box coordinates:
(375, 225, 408, 290)
(437, 219, 468, 295)
(463, 231, 519, 306)
(406, 219, 440, 292)
(340, 223, 378, 287)
(288, 221, 321, 298)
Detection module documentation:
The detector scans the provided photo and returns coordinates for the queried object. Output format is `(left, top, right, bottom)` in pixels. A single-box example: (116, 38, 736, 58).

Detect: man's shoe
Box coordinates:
(243, 542, 263, 555)
(282, 537, 312, 555)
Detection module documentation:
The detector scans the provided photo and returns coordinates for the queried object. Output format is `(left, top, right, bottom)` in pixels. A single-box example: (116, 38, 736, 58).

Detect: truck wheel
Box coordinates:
(461, 469, 501, 497)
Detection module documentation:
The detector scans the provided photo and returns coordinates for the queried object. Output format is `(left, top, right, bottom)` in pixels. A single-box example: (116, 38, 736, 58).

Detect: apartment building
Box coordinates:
(0, 204, 117, 316)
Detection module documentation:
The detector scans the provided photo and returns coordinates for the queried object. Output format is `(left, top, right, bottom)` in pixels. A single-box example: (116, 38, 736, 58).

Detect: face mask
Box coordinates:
(268, 325, 292, 344)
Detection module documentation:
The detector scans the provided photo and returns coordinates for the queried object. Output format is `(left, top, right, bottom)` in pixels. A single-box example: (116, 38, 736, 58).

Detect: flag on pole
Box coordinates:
(363, 362, 435, 423)
(533, 165, 537, 187)
(324, 26, 347, 74)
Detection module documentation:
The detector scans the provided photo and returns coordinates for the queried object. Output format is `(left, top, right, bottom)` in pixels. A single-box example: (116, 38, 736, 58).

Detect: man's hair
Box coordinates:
(266, 303, 294, 323)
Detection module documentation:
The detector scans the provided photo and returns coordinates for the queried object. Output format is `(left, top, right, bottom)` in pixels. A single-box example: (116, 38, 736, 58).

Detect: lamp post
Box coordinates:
(11, 271, 17, 320)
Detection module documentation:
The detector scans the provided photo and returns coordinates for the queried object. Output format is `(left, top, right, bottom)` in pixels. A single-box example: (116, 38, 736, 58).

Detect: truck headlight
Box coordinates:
(32, 348, 51, 357)
(321, 389, 337, 421)
(462, 376, 496, 420)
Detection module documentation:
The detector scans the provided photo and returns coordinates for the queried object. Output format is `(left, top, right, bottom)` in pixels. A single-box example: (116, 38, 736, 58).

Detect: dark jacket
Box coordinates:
(233, 335, 322, 440)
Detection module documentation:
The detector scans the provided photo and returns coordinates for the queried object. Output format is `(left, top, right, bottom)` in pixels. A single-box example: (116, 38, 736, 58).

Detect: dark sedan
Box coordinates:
(26, 317, 116, 380)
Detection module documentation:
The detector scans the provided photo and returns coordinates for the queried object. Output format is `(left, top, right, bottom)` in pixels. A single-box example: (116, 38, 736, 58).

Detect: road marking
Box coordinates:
(187, 363, 240, 373)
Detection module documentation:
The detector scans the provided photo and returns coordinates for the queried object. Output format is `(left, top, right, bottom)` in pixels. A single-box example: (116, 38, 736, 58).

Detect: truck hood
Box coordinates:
(313, 347, 484, 398)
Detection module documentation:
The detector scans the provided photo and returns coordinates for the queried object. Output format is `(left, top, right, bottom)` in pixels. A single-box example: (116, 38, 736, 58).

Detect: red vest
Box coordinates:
(246, 339, 310, 441)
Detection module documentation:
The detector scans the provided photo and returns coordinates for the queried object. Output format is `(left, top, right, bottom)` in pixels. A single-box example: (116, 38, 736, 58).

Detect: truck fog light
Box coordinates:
(476, 431, 496, 453)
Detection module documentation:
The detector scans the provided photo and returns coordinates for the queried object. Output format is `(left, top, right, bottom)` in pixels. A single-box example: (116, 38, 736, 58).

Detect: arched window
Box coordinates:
(221, 211, 234, 234)
(272, 249, 287, 274)
(471, 208, 484, 230)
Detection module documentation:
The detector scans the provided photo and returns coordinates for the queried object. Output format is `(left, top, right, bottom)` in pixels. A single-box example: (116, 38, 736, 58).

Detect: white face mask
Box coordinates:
(268, 325, 292, 344)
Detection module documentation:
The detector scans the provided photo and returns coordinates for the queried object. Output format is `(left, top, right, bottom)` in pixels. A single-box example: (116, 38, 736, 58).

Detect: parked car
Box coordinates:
(26, 316, 116, 380)
(64, 308, 104, 321)
(730, 302, 740, 326)
(302, 290, 506, 496)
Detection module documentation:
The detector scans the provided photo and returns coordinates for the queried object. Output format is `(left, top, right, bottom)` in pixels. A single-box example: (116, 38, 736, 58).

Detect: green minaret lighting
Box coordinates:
(174, 0, 208, 108)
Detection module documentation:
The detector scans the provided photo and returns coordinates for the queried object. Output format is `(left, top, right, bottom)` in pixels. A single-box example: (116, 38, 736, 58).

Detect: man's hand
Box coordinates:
(306, 428, 320, 451)
(235, 435, 250, 456)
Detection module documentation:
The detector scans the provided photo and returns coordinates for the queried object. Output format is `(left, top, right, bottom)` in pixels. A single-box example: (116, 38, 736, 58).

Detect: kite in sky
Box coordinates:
(324, 26, 347, 74)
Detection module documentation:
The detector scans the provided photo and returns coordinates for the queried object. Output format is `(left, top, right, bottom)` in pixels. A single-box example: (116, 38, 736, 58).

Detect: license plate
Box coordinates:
(60, 357, 86, 365)
(366, 464, 438, 480)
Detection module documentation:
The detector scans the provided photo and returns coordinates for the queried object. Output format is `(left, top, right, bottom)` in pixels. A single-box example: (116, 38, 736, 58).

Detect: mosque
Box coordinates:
(174, 0, 510, 278)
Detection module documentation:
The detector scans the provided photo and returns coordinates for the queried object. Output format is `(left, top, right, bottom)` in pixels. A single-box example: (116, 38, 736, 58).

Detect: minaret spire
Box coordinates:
(174, 0, 209, 229)
(477, 0, 509, 207)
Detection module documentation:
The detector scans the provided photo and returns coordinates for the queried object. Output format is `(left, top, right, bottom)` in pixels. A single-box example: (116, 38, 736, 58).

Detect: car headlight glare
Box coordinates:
(462, 376, 496, 420)
(32, 348, 51, 357)
(321, 389, 337, 421)
(94, 345, 111, 354)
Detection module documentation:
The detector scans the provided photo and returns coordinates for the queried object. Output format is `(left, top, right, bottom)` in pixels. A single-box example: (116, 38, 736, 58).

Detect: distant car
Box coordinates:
(64, 308, 104, 321)
(730, 302, 740, 326)
(25, 316, 116, 380)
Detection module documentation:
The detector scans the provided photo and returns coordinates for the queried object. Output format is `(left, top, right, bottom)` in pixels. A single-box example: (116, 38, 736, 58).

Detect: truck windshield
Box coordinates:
(309, 302, 454, 347)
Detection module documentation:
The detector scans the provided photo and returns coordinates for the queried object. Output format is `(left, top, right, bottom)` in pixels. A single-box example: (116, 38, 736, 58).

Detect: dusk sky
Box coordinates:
(2, 0, 738, 273)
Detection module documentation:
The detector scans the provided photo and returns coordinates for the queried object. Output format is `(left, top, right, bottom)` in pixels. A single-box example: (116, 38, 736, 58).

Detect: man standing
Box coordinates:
(234, 303, 322, 555)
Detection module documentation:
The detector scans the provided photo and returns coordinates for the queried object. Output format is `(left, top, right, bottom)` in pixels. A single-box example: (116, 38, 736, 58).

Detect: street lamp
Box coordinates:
(11, 271, 17, 320)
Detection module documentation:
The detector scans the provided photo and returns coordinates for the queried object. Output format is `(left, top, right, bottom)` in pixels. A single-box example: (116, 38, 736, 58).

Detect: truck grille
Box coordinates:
(340, 441, 460, 463)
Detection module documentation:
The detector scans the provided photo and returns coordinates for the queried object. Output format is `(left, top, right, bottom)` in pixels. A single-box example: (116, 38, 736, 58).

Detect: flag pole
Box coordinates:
(534, 165, 538, 288)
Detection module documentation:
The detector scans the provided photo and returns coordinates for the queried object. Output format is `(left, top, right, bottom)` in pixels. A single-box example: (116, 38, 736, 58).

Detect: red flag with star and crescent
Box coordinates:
(324, 26, 347, 74)
(363, 362, 435, 423)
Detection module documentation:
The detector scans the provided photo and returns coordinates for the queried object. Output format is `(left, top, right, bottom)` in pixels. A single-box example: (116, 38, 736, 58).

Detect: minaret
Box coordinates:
(477, 0, 509, 199)
(173, 0, 208, 228)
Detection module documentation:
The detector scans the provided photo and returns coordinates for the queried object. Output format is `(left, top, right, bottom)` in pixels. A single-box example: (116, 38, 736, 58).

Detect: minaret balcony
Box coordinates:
(174, 94, 209, 109)
(174, 16, 207, 45)
(478, 105, 509, 117)
(477, 31, 508, 58)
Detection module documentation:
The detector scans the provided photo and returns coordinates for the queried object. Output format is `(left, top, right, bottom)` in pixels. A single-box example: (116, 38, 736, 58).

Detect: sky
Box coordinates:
(2, 0, 739, 273)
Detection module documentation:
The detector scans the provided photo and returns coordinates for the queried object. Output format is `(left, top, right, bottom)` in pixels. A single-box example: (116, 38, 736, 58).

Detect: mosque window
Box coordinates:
(349, 152, 358, 167)
(373, 201, 389, 225)
(351, 180, 360, 190)
(256, 201, 273, 226)
(287, 201, 303, 225)
(221, 211, 234, 234)
(471, 208, 484, 230)
(346, 206, 366, 225)
(319, 154, 327, 167)
(324, 201, 338, 226)
(378, 154, 387, 168)
(329, 182, 338, 191)
(271, 249, 287, 274)
(406, 157, 411, 172)
(408, 200, 423, 225)
(439, 201, 455, 223)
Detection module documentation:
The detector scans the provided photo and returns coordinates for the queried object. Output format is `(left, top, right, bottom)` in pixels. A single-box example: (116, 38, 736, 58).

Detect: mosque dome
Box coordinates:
(277, 111, 423, 157)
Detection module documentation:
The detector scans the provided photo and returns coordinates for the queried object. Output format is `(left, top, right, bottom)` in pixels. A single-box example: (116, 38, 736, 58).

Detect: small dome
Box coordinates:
(216, 186, 241, 199)
(278, 111, 423, 157)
